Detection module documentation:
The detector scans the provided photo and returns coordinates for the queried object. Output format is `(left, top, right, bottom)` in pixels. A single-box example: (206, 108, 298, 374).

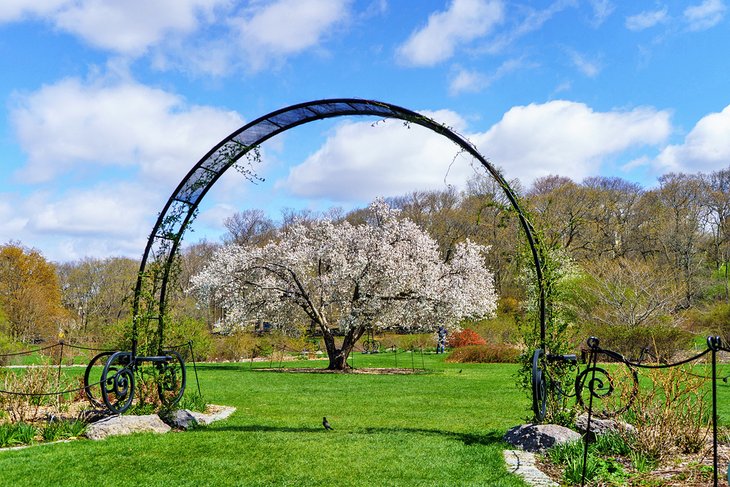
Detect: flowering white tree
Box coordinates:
(192, 200, 498, 370)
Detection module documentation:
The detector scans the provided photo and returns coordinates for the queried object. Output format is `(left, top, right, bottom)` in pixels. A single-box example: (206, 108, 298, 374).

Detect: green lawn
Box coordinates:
(5, 351, 730, 486)
(0, 353, 530, 487)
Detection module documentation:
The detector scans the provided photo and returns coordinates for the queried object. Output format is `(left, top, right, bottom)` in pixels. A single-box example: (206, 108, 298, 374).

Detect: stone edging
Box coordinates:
(0, 405, 237, 451)
(188, 405, 236, 425)
(504, 449, 558, 487)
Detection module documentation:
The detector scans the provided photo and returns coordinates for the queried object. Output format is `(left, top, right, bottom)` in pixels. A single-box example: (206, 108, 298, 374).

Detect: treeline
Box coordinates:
(3, 166, 730, 359)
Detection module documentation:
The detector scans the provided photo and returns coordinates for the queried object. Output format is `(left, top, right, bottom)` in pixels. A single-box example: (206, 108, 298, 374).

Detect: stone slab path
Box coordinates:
(504, 449, 558, 487)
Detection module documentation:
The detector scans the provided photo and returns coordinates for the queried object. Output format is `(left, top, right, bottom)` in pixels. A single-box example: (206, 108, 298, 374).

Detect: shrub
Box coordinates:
(448, 328, 486, 348)
(467, 313, 520, 344)
(445, 344, 519, 363)
(582, 323, 692, 362)
(162, 315, 213, 361)
(0, 367, 59, 423)
(212, 332, 259, 361)
(690, 302, 730, 344)
(397, 333, 433, 351)
(0, 331, 22, 366)
(624, 365, 710, 460)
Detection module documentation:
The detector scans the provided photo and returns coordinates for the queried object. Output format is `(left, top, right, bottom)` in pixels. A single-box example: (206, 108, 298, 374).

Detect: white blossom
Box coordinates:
(191, 199, 498, 367)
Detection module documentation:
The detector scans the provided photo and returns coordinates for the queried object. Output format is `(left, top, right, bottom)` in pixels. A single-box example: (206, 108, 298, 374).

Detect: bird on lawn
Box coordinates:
(322, 417, 333, 430)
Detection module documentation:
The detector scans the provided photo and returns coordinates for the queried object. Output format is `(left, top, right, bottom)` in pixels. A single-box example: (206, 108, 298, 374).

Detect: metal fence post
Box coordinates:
(187, 341, 201, 397)
(711, 336, 719, 487)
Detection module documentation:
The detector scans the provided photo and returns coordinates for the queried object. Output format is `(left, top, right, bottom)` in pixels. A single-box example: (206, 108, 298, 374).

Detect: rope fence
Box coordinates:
(579, 336, 730, 487)
(0, 340, 202, 403)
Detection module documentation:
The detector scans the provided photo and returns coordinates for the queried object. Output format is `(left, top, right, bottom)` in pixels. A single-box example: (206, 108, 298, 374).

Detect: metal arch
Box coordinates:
(132, 98, 546, 352)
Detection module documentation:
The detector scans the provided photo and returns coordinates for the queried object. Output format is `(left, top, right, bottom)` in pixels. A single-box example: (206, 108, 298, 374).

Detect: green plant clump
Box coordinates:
(175, 392, 207, 413)
(0, 422, 37, 447)
(42, 420, 86, 442)
(547, 437, 629, 485)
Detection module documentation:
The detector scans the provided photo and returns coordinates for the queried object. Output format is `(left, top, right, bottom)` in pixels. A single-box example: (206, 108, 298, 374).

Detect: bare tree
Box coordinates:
(223, 209, 275, 246)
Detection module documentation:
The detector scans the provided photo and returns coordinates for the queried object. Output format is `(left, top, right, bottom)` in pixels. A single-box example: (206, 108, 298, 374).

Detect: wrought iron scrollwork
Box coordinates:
(83, 345, 187, 415)
(574, 337, 639, 418)
(574, 365, 639, 418)
(84, 351, 115, 408)
(100, 351, 136, 414)
(157, 350, 187, 407)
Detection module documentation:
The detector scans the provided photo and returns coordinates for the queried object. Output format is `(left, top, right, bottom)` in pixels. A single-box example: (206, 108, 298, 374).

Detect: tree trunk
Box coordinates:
(322, 325, 366, 370)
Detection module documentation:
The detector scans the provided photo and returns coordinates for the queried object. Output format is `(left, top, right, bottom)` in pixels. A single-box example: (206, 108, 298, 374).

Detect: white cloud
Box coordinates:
(0, 0, 228, 56)
(568, 50, 601, 77)
(448, 59, 525, 95)
(589, 0, 614, 27)
(11, 76, 243, 184)
(231, 0, 352, 72)
(277, 110, 475, 201)
(27, 183, 153, 237)
(55, 0, 225, 55)
(684, 0, 726, 31)
(0, 198, 28, 236)
(472, 101, 671, 185)
(5, 75, 251, 260)
(396, 0, 504, 66)
(277, 102, 672, 200)
(625, 7, 669, 31)
(0, 0, 67, 22)
(481, 0, 575, 56)
(449, 69, 489, 96)
(0, 183, 154, 260)
(655, 104, 730, 173)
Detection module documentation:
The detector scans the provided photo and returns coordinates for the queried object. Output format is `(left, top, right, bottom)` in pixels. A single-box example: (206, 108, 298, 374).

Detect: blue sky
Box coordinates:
(0, 0, 729, 262)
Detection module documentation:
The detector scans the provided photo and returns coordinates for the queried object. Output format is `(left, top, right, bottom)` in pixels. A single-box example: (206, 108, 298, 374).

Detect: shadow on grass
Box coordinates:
(196, 423, 507, 447)
(194, 363, 253, 372)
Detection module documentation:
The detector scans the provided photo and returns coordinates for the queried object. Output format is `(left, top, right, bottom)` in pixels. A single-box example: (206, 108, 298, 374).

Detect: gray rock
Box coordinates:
(504, 423, 581, 453)
(164, 409, 199, 430)
(575, 413, 635, 438)
(85, 414, 171, 440)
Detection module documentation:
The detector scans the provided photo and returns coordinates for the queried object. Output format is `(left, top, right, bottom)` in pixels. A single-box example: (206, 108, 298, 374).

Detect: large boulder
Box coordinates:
(504, 423, 581, 453)
(575, 413, 635, 439)
(85, 414, 171, 441)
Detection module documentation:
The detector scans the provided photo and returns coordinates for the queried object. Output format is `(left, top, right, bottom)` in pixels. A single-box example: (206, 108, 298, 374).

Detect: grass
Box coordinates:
(6, 350, 730, 485)
(0, 353, 530, 487)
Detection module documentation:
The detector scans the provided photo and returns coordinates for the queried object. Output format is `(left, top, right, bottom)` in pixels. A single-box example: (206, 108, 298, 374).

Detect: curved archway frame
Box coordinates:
(132, 98, 546, 353)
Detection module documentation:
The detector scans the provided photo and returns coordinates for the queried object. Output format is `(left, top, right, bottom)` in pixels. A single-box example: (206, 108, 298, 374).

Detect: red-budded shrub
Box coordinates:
(448, 328, 487, 348)
(445, 344, 520, 363)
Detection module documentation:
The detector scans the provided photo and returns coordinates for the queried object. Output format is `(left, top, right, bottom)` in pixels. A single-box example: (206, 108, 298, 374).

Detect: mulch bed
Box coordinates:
(537, 442, 730, 486)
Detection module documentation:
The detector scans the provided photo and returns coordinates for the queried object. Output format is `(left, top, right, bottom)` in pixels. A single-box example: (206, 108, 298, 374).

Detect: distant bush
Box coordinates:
(690, 302, 730, 343)
(445, 344, 519, 363)
(0, 331, 22, 366)
(448, 328, 486, 348)
(467, 312, 521, 344)
(211, 332, 260, 361)
(582, 323, 692, 362)
(397, 333, 433, 351)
